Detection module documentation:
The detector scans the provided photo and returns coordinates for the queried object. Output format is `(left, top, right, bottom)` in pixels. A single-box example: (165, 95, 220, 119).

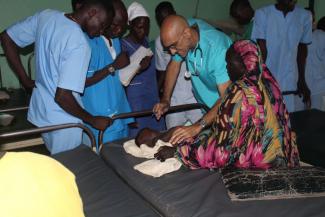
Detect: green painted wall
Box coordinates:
(0, 0, 323, 88)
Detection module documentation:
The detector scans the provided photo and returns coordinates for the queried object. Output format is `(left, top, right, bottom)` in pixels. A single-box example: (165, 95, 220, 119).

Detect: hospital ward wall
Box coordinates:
(0, 0, 322, 89)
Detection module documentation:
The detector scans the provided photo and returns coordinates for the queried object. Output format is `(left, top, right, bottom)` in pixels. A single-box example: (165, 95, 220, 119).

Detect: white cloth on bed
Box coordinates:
(123, 139, 182, 177)
(134, 158, 182, 178)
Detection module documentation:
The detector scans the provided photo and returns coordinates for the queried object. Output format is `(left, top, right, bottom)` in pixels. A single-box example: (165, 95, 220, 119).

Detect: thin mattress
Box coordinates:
(101, 139, 325, 217)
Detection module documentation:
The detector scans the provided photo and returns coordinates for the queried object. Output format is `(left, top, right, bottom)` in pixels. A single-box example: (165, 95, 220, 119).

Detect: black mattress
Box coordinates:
(53, 145, 161, 217)
(101, 140, 325, 217)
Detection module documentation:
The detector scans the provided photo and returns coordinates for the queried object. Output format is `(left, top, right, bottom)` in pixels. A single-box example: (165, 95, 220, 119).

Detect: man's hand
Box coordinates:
(112, 52, 129, 70)
(154, 146, 176, 162)
(153, 100, 170, 120)
(22, 78, 35, 94)
(297, 78, 311, 109)
(139, 56, 152, 72)
(169, 124, 201, 145)
(89, 116, 113, 131)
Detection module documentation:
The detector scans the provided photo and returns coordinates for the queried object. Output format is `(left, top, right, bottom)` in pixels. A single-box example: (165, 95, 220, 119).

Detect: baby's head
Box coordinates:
(135, 128, 160, 147)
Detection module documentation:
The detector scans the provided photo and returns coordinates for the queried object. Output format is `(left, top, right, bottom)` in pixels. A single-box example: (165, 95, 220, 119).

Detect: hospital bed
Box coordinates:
(1, 103, 325, 217)
(0, 123, 161, 217)
(99, 103, 325, 217)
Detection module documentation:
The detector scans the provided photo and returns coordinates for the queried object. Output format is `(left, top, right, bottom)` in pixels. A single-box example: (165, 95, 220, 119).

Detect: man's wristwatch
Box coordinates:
(107, 64, 115, 74)
(198, 118, 207, 129)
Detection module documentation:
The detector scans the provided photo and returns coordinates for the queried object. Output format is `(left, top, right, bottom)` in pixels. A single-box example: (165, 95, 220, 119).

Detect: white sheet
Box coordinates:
(123, 139, 182, 177)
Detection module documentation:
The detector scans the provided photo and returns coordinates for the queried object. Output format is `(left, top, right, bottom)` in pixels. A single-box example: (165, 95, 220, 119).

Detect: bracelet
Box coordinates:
(198, 118, 207, 129)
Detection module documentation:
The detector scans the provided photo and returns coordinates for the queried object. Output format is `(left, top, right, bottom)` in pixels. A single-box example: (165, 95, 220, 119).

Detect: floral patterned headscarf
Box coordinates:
(221, 40, 299, 168)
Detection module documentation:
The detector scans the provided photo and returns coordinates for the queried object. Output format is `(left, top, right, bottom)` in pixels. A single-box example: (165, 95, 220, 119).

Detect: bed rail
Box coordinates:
(98, 103, 209, 151)
(0, 123, 96, 150)
(0, 106, 29, 113)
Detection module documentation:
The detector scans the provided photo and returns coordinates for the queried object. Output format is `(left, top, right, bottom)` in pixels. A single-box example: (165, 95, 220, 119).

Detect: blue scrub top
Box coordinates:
(7, 9, 91, 127)
(251, 5, 312, 92)
(172, 18, 232, 108)
(82, 36, 133, 144)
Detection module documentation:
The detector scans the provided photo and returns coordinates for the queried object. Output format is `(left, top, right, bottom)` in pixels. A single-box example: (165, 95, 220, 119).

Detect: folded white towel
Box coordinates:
(134, 158, 182, 178)
(123, 139, 172, 159)
(123, 139, 181, 177)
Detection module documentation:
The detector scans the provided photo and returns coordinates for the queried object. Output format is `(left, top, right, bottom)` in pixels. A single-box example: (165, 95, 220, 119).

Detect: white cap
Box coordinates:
(127, 2, 149, 22)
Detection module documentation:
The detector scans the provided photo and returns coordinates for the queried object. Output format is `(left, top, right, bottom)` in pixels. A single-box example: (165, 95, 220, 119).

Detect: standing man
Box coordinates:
(81, 0, 134, 148)
(251, 0, 312, 112)
(229, 0, 255, 40)
(0, 0, 115, 154)
(153, 15, 232, 144)
(155, 1, 202, 129)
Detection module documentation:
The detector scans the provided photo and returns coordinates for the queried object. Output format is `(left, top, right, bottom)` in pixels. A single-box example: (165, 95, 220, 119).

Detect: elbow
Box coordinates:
(54, 88, 67, 106)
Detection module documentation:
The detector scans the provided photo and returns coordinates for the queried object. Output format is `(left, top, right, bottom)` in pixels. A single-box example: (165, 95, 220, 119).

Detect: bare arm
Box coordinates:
(256, 39, 267, 63)
(153, 60, 182, 119)
(55, 87, 111, 130)
(0, 31, 34, 91)
(156, 69, 166, 98)
(169, 80, 231, 145)
(297, 43, 311, 107)
(199, 80, 231, 126)
(85, 52, 130, 87)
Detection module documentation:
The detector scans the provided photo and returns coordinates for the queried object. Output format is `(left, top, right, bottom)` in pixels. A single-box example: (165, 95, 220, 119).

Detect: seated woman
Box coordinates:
(153, 40, 300, 169)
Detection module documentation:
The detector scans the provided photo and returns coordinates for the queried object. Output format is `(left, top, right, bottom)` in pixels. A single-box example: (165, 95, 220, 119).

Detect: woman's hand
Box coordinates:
(139, 56, 152, 72)
(169, 124, 201, 145)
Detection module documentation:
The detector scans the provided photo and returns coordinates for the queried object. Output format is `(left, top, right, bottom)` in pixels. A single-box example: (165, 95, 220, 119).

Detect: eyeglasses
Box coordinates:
(164, 32, 184, 54)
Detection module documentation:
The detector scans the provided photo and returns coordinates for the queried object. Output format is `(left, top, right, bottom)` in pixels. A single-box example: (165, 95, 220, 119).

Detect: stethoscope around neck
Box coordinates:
(185, 43, 203, 78)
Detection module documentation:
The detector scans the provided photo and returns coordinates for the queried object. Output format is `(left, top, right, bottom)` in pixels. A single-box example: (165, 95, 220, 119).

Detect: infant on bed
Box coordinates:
(123, 128, 181, 177)
(134, 127, 177, 160)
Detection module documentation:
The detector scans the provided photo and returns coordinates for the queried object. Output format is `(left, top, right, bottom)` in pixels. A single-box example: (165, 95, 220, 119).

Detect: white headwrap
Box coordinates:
(127, 2, 149, 22)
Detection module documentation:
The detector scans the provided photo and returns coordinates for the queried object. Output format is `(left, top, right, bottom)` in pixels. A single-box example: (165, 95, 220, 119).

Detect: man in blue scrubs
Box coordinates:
(81, 0, 134, 149)
(153, 15, 232, 144)
(251, 0, 312, 112)
(0, 0, 115, 154)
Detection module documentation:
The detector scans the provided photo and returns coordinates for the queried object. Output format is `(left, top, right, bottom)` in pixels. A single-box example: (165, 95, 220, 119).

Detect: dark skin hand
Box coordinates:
(297, 43, 311, 108)
(55, 87, 112, 131)
(139, 55, 152, 72)
(154, 146, 177, 162)
(86, 51, 129, 86)
(0, 31, 35, 94)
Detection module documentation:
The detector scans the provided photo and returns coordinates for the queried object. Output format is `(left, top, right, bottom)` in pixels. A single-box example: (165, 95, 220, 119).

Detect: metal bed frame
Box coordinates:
(0, 123, 96, 150)
(98, 103, 210, 149)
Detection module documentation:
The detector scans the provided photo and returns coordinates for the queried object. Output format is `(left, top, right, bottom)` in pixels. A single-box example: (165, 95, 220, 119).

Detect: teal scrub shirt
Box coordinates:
(173, 18, 232, 108)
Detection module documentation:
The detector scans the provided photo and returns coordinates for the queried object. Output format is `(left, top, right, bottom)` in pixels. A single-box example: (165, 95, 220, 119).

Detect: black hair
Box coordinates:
(80, 0, 115, 17)
(317, 16, 325, 31)
(155, 1, 176, 26)
(155, 1, 175, 16)
(230, 0, 252, 18)
(71, 0, 85, 12)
